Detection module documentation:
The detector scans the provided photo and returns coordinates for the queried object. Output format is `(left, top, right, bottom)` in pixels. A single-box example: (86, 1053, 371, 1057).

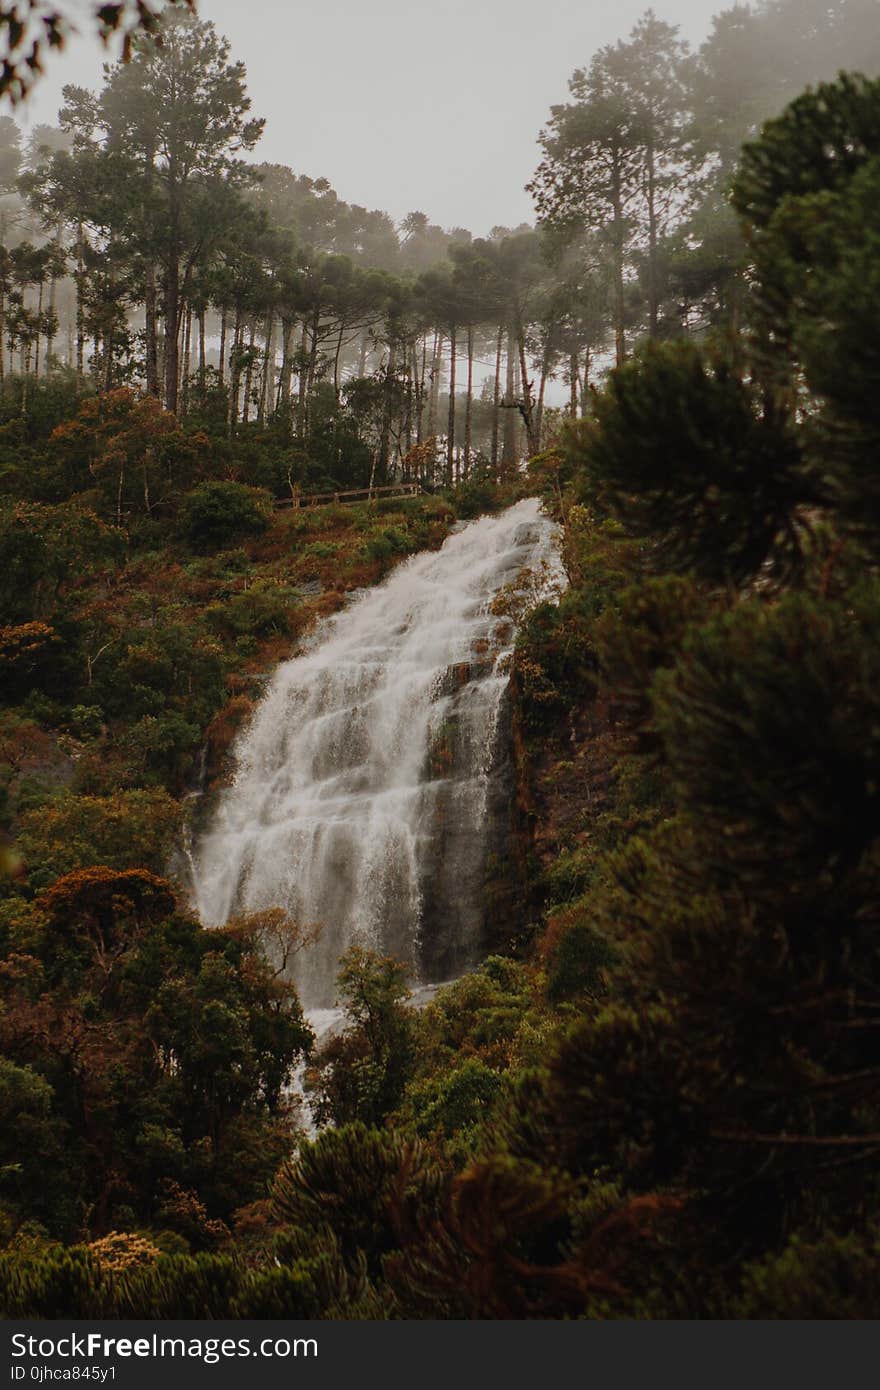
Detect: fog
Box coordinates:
(17, 0, 723, 234)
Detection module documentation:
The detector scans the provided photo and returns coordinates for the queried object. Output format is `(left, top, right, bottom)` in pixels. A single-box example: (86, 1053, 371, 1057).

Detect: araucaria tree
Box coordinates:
(528, 12, 697, 361)
(71, 9, 263, 413)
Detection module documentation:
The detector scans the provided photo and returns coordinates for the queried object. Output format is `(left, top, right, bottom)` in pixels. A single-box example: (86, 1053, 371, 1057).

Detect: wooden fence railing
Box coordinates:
(276, 482, 423, 510)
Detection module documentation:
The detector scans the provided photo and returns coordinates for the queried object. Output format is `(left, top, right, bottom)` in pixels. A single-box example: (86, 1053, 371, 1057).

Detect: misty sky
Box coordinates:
(18, 0, 724, 235)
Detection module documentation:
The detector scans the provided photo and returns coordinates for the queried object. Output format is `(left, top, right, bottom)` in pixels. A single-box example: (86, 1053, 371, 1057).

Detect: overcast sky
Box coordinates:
(18, 0, 724, 236)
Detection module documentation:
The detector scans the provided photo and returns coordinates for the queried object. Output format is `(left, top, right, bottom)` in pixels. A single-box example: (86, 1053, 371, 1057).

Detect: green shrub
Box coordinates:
(17, 787, 182, 887)
(403, 1057, 505, 1140)
(570, 341, 806, 583)
(67, 705, 103, 739)
(545, 919, 616, 1004)
(652, 585, 880, 890)
(179, 481, 271, 552)
(272, 1123, 442, 1278)
(736, 1229, 880, 1318)
(361, 526, 411, 564)
(205, 583, 295, 639)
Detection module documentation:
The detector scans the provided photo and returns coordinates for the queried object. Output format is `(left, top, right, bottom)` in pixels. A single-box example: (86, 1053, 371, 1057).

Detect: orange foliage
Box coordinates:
(52, 389, 187, 463)
(0, 622, 58, 668)
(39, 866, 176, 935)
(0, 715, 54, 772)
(50, 388, 209, 515)
(205, 694, 254, 769)
(87, 1231, 161, 1273)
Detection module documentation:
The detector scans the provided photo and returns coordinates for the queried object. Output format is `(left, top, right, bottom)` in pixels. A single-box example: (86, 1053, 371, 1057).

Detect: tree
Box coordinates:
(84, 8, 263, 413)
(530, 66, 636, 366)
(51, 386, 210, 521)
(539, 227, 611, 417)
(310, 947, 414, 1128)
(0, 113, 19, 187)
(614, 12, 696, 338)
(272, 1123, 441, 1279)
(529, 14, 697, 362)
(572, 341, 806, 583)
(17, 787, 182, 888)
(692, 0, 880, 180)
(178, 479, 270, 551)
(0, 868, 312, 1238)
(0, 1, 193, 103)
(732, 73, 880, 535)
(0, 499, 121, 625)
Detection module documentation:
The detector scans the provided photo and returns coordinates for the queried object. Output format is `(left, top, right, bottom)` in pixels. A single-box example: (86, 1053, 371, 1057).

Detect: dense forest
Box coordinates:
(1, 0, 880, 1318)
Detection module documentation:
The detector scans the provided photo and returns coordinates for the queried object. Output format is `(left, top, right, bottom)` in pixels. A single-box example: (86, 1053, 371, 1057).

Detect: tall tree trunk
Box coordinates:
(646, 138, 660, 339)
(278, 317, 294, 412)
(163, 257, 181, 413)
(157, 315, 165, 390)
(46, 223, 61, 372)
(416, 333, 428, 444)
(103, 323, 114, 393)
(428, 331, 442, 440)
(75, 223, 85, 377)
(258, 311, 274, 426)
(516, 327, 538, 455)
(34, 280, 43, 378)
(198, 308, 206, 392)
(227, 311, 243, 438)
(304, 309, 320, 435)
(296, 320, 309, 436)
(569, 350, 579, 417)
(464, 324, 473, 479)
(46, 273, 57, 373)
(379, 340, 397, 480)
(502, 328, 517, 475)
(535, 338, 551, 451)
(404, 339, 414, 461)
(144, 261, 159, 396)
(611, 149, 627, 366)
(218, 308, 227, 387)
(180, 307, 192, 415)
(491, 323, 503, 476)
(242, 319, 257, 425)
(332, 320, 345, 400)
(142, 446, 153, 516)
(446, 325, 456, 487)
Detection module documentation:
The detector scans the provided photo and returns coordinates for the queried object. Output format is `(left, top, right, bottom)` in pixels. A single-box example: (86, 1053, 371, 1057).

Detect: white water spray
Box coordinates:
(192, 497, 563, 1006)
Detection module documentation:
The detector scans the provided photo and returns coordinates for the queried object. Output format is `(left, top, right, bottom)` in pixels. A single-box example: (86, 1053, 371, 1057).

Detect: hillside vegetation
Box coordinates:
(2, 0, 880, 1319)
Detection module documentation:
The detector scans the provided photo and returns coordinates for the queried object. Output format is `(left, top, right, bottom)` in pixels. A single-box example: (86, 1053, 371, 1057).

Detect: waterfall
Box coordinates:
(191, 497, 564, 1007)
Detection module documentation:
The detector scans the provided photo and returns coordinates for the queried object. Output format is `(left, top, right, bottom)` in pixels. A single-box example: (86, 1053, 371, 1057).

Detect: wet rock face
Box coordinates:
(417, 685, 517, 982)
(192, 499, 564, 1009)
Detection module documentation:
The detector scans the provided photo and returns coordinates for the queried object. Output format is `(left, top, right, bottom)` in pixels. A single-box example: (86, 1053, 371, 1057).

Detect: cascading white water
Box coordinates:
(192, 497, 563, 1007)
